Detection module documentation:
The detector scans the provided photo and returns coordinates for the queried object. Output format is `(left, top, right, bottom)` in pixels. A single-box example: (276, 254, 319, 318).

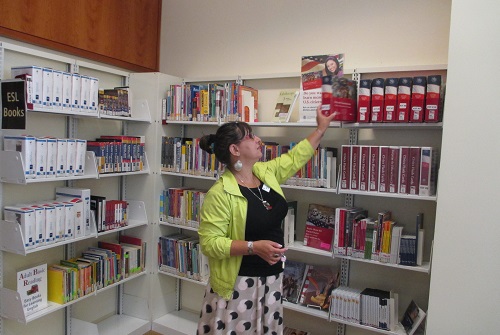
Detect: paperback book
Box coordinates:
(303, 203, 336, 251)
(282, 260, 308, 304)
(17, 263, 48, 315)
(273, 90, 299, 122)
(299, 264, 339, 310)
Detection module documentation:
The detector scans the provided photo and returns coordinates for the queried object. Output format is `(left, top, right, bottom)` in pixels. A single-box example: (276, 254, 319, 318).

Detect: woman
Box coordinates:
(197, 107, 335, 334)
(323, 55, 340, 77)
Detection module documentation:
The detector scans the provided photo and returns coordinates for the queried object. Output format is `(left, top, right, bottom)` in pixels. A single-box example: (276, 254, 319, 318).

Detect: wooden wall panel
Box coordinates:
(0, 0, 161, 72)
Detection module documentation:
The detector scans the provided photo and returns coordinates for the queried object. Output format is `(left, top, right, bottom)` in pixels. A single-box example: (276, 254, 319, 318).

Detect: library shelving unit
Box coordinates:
(150, 64, 445, 335)
(0, 41, 153, 335)
(0, 38, 445, 335)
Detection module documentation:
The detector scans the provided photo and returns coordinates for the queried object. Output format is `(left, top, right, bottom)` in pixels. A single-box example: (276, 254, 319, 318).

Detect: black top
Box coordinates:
(238, 182, 288, 276)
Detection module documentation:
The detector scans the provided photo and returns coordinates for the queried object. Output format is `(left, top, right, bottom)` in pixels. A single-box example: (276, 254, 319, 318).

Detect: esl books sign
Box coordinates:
(1, 79, 27, 129)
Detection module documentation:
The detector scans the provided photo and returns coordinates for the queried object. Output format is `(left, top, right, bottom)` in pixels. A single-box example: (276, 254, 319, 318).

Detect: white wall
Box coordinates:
(160, 0, 451, 77)
(426, 1, 500, 334)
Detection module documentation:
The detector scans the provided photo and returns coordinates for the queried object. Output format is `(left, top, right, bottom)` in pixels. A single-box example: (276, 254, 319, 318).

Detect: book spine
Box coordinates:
(340, 146, 351, 190)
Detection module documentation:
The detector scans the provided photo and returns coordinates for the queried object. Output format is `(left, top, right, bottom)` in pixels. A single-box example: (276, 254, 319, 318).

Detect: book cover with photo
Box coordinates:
(299, 53, 344, 122)
(282, 260, 308, 304)
(299, 264, 339, 310)
(303, 203, 336, 251)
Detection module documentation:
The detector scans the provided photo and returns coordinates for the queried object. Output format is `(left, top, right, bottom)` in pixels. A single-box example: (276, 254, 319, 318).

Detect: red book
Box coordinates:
(396, 77, 412, 122)
(409, 147, 421, 195)
(383, 78, 398, 122)
(410, 76, 426, 122)
(357, 79, 371, 122)
(424, 75, 442, 122)
(350, 145, 360, 190)
(334, 207, 348, 255)
(369, 146, 380, 192)
(378, 146, 390, 192)
(359, 146, 370, 191)
(388, 146, 400, 193)
(399, 147, 410, 194)
(303, 204, 335, 251)
(340, 145, 351, 190)
(370, 78, 385, 122)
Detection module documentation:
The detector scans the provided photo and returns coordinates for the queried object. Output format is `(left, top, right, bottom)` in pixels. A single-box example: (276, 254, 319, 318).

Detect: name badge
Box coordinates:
(262, 184, 271, 192)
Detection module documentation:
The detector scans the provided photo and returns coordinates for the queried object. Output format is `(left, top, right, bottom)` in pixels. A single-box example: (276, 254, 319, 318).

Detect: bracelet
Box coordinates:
(315, 128, 325, 136)
(247, 241, 254, 255)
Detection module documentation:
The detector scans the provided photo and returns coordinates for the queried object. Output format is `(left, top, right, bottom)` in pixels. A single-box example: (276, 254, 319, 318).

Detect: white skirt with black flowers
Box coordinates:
(197, 273, 284, 335)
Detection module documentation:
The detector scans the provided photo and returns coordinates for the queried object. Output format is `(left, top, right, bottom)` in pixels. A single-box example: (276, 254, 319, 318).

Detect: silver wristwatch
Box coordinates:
(247, 241, 254, 255)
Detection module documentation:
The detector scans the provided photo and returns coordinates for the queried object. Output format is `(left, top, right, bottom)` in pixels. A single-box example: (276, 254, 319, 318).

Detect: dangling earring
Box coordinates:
(234, 159, 243, 171)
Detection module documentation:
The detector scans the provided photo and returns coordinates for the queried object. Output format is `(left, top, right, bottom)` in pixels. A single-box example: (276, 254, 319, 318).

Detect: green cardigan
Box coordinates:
(198, 139, 315, 300)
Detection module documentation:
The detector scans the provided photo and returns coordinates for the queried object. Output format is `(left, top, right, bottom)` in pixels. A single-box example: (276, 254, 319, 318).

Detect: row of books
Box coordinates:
(297, 204, 424, 267)
(47, 235, 146, 304)
(90, 196, 129, 233)
(3, 187, 96, 249)
(160, 136, 338, 189)
(357, 75, 444, 123)
(340, 145, 439, 196)
(4, 135, 87, 179)
(159, 187, 207, 229)
(87, 135, 146, 174)
(334, 209, 424, 267)
(160, 136, 223, 177)
(11, 65, 99, 112)
(329, 286, 398, 331)
(283, 260, 339, 311)
(162, 82, 258, 123)
(98, 87, 131, 117)
(158, 233, 209, 283)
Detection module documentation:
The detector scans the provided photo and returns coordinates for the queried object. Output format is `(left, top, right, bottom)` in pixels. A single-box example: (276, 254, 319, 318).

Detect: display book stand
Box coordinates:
(0, 41, 151, 335)
(153, 65, 444, 335)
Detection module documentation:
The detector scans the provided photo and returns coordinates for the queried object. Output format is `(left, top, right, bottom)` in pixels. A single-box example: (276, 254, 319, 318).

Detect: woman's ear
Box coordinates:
(229, 143, 240, 157)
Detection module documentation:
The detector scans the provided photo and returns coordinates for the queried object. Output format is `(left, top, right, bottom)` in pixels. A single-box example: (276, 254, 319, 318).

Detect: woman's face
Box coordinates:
(237, 132, 262, 162)
(326, 59, 337, 73)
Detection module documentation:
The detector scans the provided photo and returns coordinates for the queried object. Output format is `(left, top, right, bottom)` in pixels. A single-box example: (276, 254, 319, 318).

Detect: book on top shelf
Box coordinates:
(299, 264, 339, 311)
(17, 263, 48, 315)
(303, 203, 336, 251)
(272, 89, 299, 122)
(282, 260, 308, 304)
(299, 53, 344, 122)
(238, 85, 259, 122)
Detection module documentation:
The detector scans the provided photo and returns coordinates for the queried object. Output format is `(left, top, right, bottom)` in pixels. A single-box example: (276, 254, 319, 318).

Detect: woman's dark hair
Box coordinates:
(199, 122, 253, 165)
(324, 56, 340, 76)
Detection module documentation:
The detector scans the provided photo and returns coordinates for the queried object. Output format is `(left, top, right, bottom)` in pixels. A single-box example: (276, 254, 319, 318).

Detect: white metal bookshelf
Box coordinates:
(154, 64, 445, 335)
(0, 40, 154, 335)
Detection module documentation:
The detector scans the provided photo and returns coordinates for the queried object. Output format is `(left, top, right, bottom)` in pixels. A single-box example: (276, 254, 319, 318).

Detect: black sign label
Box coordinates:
(1, 80, 27, 129)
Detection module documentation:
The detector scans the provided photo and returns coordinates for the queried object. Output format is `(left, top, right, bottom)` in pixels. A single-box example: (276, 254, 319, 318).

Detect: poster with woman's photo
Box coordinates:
(299, 54, 344, 122)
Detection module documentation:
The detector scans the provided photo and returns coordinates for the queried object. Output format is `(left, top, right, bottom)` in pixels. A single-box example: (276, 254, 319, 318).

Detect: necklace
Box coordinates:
(237, 174, 272, 210)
